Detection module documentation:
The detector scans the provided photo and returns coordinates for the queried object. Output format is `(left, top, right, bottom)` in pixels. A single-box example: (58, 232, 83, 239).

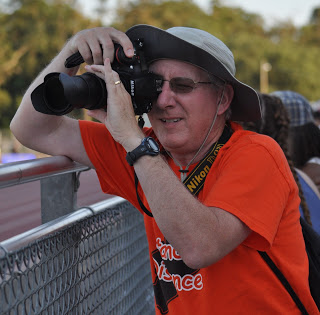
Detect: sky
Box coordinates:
(80, 0, 319, 28)
(214, 0, 320, 27)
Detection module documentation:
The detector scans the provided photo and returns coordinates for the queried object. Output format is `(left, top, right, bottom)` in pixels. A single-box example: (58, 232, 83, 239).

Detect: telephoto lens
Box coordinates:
(31, 72, 107, 116)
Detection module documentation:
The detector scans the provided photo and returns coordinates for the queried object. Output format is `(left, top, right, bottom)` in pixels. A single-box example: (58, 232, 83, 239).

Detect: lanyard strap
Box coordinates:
(183, 125, 232, 197)
(135, 125, 232, 217)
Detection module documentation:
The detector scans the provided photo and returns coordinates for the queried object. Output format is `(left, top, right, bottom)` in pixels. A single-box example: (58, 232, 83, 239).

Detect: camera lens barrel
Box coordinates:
(59, 73, 107, 111)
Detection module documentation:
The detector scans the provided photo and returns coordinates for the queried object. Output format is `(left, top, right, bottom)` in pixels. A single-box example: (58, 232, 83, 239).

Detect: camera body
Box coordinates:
(31, 39, 163, 116)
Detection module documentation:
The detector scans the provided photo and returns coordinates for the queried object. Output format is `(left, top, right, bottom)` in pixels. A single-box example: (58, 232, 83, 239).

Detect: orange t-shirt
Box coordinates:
(79, 120, 319, 315)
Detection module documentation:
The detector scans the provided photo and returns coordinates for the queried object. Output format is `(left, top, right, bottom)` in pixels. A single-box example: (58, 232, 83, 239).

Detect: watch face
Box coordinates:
(148, 139, 159, 152)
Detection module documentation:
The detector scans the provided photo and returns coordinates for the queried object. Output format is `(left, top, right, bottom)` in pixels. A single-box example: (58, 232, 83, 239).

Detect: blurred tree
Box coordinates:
(0, 0, 100, 128)
(265, 10, 320, 100)
(112, 0, 211, 31)
(310, 7, 320, 24)
(267, 42, 319, 99)
(299, 7, 320, 46)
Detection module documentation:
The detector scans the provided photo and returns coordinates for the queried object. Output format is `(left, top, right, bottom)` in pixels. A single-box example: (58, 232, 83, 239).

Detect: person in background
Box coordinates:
(10, 25, 318, 314)
(313, 109, 320, 128)
(272, 91, 320, 194)
(242, 93, 320, 235)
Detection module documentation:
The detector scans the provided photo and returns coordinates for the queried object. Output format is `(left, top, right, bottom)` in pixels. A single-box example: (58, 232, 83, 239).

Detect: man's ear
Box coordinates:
(218, 84, 234, 115)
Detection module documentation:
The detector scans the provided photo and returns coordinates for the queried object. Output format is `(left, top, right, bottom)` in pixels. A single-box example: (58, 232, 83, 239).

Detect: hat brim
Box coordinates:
(126, 24, 261, 122)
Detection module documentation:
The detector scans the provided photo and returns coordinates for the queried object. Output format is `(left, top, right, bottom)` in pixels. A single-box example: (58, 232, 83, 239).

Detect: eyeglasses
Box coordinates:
(160, 77, 215, 94)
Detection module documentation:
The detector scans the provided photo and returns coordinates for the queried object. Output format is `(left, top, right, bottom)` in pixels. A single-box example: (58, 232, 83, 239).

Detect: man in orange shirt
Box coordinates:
(10, 25, 318, 314)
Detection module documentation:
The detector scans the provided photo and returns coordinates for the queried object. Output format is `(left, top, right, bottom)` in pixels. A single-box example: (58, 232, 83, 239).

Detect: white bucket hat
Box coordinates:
(126, 24, 261, 122)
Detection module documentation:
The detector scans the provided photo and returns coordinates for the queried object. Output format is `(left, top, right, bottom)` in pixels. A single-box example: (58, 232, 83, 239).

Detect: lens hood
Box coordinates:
(31, 72, 74, 115)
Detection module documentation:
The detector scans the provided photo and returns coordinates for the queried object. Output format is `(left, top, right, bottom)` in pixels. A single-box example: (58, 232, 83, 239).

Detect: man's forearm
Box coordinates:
(133, 154, 221, 268)
(133, 153, 251, 269)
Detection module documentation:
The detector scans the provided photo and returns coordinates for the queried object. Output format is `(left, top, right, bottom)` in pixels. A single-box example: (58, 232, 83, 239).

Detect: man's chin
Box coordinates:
(160, 137, 188, 152)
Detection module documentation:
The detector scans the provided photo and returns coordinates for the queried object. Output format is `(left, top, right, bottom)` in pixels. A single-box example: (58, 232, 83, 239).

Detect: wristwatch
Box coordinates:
(126, 137, 160, 166)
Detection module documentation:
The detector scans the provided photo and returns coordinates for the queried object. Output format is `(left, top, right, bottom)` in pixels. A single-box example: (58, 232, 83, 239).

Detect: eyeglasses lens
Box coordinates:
(169, 78, 195, 93)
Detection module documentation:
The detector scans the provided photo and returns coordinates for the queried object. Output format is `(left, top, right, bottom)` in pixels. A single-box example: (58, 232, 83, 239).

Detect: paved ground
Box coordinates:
(0, 169, 111, 242)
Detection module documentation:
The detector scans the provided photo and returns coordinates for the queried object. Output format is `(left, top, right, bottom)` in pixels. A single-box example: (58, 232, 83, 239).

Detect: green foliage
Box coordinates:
(0, 89, 12, 127)
(208, 5, 265, 38)
(299, 23, 320, 46)
(112, 0, 211, 31)
(0, 0, 100, 129)
(268, 43, 320, 100)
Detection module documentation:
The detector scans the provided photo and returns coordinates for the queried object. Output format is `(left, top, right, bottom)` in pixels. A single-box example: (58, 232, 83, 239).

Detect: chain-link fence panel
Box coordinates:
(0, 202, 154, 315)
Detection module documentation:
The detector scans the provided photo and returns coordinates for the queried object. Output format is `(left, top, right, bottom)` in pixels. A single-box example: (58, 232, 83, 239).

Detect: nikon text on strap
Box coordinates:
(183, 125, 232, 197)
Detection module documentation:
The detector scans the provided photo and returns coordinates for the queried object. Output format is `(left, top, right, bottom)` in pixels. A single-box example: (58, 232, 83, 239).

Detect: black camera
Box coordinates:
(31, 39, 163, 116)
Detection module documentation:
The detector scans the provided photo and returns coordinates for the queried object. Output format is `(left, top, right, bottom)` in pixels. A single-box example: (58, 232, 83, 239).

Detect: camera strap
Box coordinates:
(134, 125, 232, 217)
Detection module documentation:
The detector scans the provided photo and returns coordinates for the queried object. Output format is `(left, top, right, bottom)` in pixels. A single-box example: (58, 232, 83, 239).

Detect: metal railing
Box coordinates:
(0, 157, 154, 314)
(0, 156, 90, 223)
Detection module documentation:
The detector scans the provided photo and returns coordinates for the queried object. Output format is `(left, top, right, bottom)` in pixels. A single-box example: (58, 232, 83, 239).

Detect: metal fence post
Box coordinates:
(41, 172, 79, 223)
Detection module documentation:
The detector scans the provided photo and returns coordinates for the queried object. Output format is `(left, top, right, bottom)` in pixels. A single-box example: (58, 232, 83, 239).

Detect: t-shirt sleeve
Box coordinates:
(79, 120, 138, 204)
(202, 136, 298, 251)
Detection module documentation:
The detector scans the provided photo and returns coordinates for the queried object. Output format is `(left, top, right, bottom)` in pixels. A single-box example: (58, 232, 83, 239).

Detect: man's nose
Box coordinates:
(156, 81, 176, 109)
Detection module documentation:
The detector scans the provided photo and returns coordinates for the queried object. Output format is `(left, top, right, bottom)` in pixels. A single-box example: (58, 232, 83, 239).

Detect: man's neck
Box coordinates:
(167, 120, 226, 167)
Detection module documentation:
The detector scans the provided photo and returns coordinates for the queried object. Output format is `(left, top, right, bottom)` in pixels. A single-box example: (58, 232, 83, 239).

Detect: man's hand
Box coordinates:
(65, 27, 135, 66)
(85, 59, 144, 152)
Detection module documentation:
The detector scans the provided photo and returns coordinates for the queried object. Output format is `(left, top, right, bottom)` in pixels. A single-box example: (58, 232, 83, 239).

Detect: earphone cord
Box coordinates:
(165, 84, 226, 182)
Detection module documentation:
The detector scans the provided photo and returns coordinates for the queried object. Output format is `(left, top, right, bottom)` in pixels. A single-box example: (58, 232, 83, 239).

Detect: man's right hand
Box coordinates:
(64, 27, 134, 67)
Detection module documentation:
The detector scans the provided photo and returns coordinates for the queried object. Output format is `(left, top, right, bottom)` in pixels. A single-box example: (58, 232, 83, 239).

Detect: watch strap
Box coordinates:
(126, 137, 159, 166)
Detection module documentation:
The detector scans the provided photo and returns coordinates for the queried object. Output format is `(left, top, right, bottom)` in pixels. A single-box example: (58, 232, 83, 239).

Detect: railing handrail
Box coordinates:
(0, 156, 89, 189)
(0, 196, 125, 256)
